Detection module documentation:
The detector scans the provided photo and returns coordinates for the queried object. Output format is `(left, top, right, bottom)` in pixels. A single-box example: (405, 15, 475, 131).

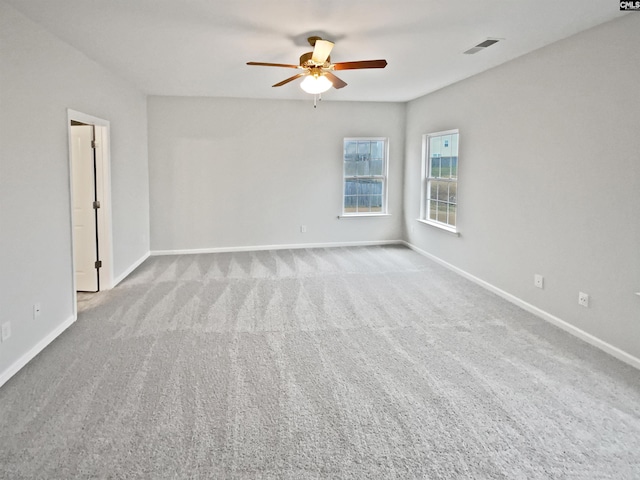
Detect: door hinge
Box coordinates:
(95, 260, 102, 269)
(91, 140, 98, 149)
(93, 200, 101, 209)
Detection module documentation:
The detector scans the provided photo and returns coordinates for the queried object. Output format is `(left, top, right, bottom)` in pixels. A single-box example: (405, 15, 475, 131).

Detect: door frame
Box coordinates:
(67, 110, 114, 312)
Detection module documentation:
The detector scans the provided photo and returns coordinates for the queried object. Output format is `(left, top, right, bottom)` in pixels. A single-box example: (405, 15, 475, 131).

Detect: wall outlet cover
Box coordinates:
(578, 292, 589, 308)
(534, 274, 544, 289)
(1, 322, 11, 342)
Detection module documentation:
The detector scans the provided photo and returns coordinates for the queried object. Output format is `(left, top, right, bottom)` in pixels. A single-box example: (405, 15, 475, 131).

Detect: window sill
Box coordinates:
(416, 219, 460, 236)
(338, 213, 391, 219)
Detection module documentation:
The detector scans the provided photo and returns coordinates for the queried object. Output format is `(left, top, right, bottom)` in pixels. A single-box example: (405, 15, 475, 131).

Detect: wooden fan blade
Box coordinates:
(247, 62, 301, 69)
(325, 72, 347, 89)
(311, 39, 334, 65)
(332, 60, 388, 70)
(272, 73, 306, 87)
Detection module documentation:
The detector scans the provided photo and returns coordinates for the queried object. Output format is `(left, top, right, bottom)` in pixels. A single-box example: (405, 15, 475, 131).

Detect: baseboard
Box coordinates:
(1, 251, 150, 389)
(402, 241, 640, 371)
(0, 315, 76, 389)
(113, 251, 150, 286)
(151, 240, 404, 256)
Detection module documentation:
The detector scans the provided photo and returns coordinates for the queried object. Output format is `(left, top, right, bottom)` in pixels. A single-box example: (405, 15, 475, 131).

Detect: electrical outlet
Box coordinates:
(534, 274, 544, 289)
(578, 292, 589, 308)
(33, 303, 41, 319)
(300, 225, 307, 233)
(1, 322, 11, 342)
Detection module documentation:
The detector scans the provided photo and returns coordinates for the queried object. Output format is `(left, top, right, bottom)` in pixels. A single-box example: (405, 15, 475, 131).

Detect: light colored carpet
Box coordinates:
(1, 245, 639, 479)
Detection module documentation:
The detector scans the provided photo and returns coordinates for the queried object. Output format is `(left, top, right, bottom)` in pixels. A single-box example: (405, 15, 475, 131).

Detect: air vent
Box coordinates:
(464, 38, 501, 55)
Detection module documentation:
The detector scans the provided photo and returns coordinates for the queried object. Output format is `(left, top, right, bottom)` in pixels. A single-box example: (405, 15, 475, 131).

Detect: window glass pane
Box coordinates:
(370, 158, 383, 176)
(442, 135, 452, 159)
(344, 179, 356, 212)
(429, 200, 438, 221)
(358, 195, 371, 211)
(437, 202, 447, 223)
(429, 182, 437, 200)
(451, 133, 459, 157)
(436, 181, 449, 201)
(430, 136, 442, 158)
(344, 141, 357, 176)
(370, 195, 382, 212)
(357, 142, 371, 157)
(356, 159, 367, 176)
(344, 180, 356, 196)
(449, 183, 457, 204)
(344, 196, 357, 212)
(358, 179, 375, 192)
(371, 141, 383, 159)
(344, 159, 356, 176)
(448, 204, 457, 226)
(441, 156, 451, 178)
(450, 157, 458, 179)
(431, 156, 441, 178)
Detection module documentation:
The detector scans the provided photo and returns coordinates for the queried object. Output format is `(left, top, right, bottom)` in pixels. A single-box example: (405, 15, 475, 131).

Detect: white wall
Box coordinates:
(404, 15, 640, 360)
(0, 3, 150, 380)
(148, 96, 405, 252)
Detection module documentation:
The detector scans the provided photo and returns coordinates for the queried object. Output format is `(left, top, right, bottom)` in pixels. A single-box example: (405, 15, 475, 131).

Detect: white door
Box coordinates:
(71, 125, 99, 292)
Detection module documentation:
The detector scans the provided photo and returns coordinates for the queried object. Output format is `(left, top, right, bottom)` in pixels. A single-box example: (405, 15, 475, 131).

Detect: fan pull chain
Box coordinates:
(313, 93, 323, 108)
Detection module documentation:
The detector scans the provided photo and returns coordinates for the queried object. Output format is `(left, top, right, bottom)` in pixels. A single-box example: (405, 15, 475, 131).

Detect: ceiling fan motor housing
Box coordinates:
(299, 52, 330, 68)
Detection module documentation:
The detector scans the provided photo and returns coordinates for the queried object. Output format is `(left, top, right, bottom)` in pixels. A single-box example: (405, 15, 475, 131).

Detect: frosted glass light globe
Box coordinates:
(300, 75, 332, 94)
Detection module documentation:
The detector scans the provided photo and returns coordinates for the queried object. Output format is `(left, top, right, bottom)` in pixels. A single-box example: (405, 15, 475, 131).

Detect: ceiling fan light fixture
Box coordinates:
(300, 74, 332, 94)
(247, 37, 387, 98)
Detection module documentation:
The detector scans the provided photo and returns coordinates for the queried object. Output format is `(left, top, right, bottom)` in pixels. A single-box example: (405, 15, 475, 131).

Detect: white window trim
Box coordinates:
(416, 218, 460, 236)
(338, 213, 392, 219)
(342, 137, 389, 217)
(420, 129, 459, 234)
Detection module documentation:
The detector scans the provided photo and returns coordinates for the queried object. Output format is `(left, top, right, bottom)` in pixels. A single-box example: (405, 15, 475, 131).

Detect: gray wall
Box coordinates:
(404, 15, 640, 360)
(148, 97, 405, 251)
(0, 3, 150, 376)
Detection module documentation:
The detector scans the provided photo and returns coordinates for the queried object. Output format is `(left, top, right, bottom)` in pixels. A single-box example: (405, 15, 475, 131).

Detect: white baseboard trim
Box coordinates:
(113, 251, 150, 286)
(402, 241, 640, 371)
(151, 240, 404, 256)
(0, 315, 76, 389)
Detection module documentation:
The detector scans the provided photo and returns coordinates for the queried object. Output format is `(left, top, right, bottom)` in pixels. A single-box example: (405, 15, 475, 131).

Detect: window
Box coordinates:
(421, 130, 459, 232)
(343, 138, 388, 215)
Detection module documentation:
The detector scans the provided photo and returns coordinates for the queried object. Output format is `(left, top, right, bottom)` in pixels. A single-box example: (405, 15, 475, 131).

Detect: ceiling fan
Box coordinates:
(247, 36, 387, 96)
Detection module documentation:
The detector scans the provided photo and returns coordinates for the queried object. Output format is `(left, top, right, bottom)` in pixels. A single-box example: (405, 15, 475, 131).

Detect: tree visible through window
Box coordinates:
(422, 130, 459, 231)
(343, 138, 388, 215)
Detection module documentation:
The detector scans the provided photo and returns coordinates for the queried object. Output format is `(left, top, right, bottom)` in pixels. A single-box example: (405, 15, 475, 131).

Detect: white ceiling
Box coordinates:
(6, 0, 626, 102)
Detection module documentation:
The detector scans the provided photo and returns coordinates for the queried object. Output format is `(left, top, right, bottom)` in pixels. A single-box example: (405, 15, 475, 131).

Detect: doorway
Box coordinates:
(67, 110, 113, 314)
(70, 123, 99, 291)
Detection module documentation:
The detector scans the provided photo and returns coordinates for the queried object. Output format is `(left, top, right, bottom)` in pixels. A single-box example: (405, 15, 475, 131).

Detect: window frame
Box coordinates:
(420, 129, 459, 234)
(342, 137, 389, 217)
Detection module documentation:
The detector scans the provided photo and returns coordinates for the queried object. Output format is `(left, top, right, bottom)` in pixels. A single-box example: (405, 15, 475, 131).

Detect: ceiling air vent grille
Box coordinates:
(464, 38, 501, 55)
